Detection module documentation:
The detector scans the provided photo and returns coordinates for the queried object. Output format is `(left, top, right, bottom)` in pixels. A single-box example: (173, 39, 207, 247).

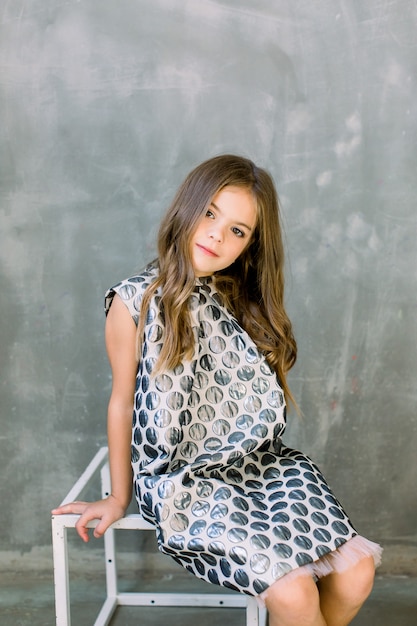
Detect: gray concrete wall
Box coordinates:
(1, 1, 416, 572)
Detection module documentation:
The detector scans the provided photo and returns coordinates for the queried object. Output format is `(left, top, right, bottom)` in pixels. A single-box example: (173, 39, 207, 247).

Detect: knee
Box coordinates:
(349, 556, 375, 605)
(265, 574, 320, 623)
(324, 556, 376, 609)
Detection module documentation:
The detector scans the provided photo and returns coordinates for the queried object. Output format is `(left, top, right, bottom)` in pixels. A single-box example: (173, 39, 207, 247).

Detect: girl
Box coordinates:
(53, 155, 382, 626)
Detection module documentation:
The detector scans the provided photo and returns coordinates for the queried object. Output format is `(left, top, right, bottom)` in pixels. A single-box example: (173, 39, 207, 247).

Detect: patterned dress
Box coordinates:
(105, 263, 380, 597)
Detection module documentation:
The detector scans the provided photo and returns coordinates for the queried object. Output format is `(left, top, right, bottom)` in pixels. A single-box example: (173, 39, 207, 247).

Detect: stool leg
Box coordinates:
(100, 464, 118, 600)
(259, 605, 268, 626)
(246, 596, 260, 625)
(104, 525, 118, 599)
(52, 516, 71, 626)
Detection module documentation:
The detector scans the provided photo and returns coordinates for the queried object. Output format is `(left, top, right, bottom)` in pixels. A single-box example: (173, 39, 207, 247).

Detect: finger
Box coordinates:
(93, 517, 111, 538)
(51, 501, 89, 515)
(76, 522, 90, 543)
(75, 512, 96, 543)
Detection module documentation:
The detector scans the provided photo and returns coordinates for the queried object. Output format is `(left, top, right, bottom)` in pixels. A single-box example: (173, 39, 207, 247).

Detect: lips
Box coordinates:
(196, 243, 219, 257)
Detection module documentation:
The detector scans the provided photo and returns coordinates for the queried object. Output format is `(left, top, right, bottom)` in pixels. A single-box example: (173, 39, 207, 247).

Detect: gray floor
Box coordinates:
(1, 571, 416, 626)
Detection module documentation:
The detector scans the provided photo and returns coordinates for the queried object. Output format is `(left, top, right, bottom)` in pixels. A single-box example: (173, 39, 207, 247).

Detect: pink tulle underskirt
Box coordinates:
(259, 535, 382, 605)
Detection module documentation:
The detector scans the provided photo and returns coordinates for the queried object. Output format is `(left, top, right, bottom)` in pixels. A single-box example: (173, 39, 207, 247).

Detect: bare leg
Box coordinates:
(264, 574, 327, 626)
(317, 556, 375, 626)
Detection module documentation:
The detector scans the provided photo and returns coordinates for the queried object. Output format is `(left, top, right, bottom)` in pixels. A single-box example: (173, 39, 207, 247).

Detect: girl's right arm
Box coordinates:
(52, 294, 138, 542)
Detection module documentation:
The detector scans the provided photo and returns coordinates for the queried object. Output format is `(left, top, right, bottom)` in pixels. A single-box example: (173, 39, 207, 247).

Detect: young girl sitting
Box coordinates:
(53, 154, 381, 626)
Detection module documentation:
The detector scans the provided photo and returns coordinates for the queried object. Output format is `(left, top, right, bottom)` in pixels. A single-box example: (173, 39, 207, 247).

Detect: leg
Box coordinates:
(317, 556, 375, 626)
(263, 573, 327, 626)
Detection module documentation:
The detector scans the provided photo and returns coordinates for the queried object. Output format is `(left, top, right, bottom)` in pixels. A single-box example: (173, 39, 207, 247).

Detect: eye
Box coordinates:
(231, 226, 245, 238)
(205, 209, 215, 219)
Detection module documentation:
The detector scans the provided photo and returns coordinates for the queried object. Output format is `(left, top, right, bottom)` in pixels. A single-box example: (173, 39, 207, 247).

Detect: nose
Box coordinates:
(208, 224, 224, 243)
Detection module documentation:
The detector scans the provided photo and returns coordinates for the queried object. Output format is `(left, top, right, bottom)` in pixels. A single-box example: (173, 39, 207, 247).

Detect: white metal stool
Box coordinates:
(52, 447, 267, 625)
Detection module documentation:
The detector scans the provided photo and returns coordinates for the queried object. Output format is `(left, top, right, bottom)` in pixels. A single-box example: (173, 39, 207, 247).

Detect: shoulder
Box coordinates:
(104, 261, 159, 325)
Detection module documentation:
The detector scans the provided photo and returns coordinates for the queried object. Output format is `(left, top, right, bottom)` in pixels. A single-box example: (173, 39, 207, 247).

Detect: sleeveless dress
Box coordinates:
(105, 262, 381, 597)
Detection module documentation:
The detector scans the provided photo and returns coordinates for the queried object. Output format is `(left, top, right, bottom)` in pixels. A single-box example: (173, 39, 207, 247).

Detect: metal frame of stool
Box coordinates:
(51, 447, 267, 626)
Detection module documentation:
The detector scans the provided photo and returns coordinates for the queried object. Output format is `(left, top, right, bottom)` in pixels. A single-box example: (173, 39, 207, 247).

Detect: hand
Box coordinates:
(51, 495, 126, 542)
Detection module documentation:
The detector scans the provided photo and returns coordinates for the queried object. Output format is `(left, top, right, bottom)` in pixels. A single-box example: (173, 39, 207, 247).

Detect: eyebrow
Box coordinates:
(210, 202, 254, 231)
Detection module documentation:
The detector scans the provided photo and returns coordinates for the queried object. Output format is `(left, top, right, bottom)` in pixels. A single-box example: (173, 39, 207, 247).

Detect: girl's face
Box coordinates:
(190, 185, 257, 277)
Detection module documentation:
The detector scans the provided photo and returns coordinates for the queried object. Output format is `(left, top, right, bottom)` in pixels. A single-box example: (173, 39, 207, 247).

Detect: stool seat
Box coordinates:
(51, 447, 267, 625)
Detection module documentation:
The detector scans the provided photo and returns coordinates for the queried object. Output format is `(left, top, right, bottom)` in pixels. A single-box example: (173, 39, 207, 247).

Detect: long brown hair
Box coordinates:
(137, 154, 297, 407)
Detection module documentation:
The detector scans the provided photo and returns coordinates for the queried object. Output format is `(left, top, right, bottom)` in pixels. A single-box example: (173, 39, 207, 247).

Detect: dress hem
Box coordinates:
(259, 535, 382, 606)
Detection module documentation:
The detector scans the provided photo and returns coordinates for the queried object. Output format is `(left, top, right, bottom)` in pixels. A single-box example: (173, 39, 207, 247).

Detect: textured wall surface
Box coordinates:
(1, 0, 416, 570)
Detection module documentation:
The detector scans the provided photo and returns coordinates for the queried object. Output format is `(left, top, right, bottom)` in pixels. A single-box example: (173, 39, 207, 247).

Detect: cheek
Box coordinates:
(233, 239, 249, 259)
(191, 223, 202, 243)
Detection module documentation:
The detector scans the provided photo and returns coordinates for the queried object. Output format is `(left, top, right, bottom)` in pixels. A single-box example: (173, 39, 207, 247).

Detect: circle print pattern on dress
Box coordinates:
(105, 266, 359, 598)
